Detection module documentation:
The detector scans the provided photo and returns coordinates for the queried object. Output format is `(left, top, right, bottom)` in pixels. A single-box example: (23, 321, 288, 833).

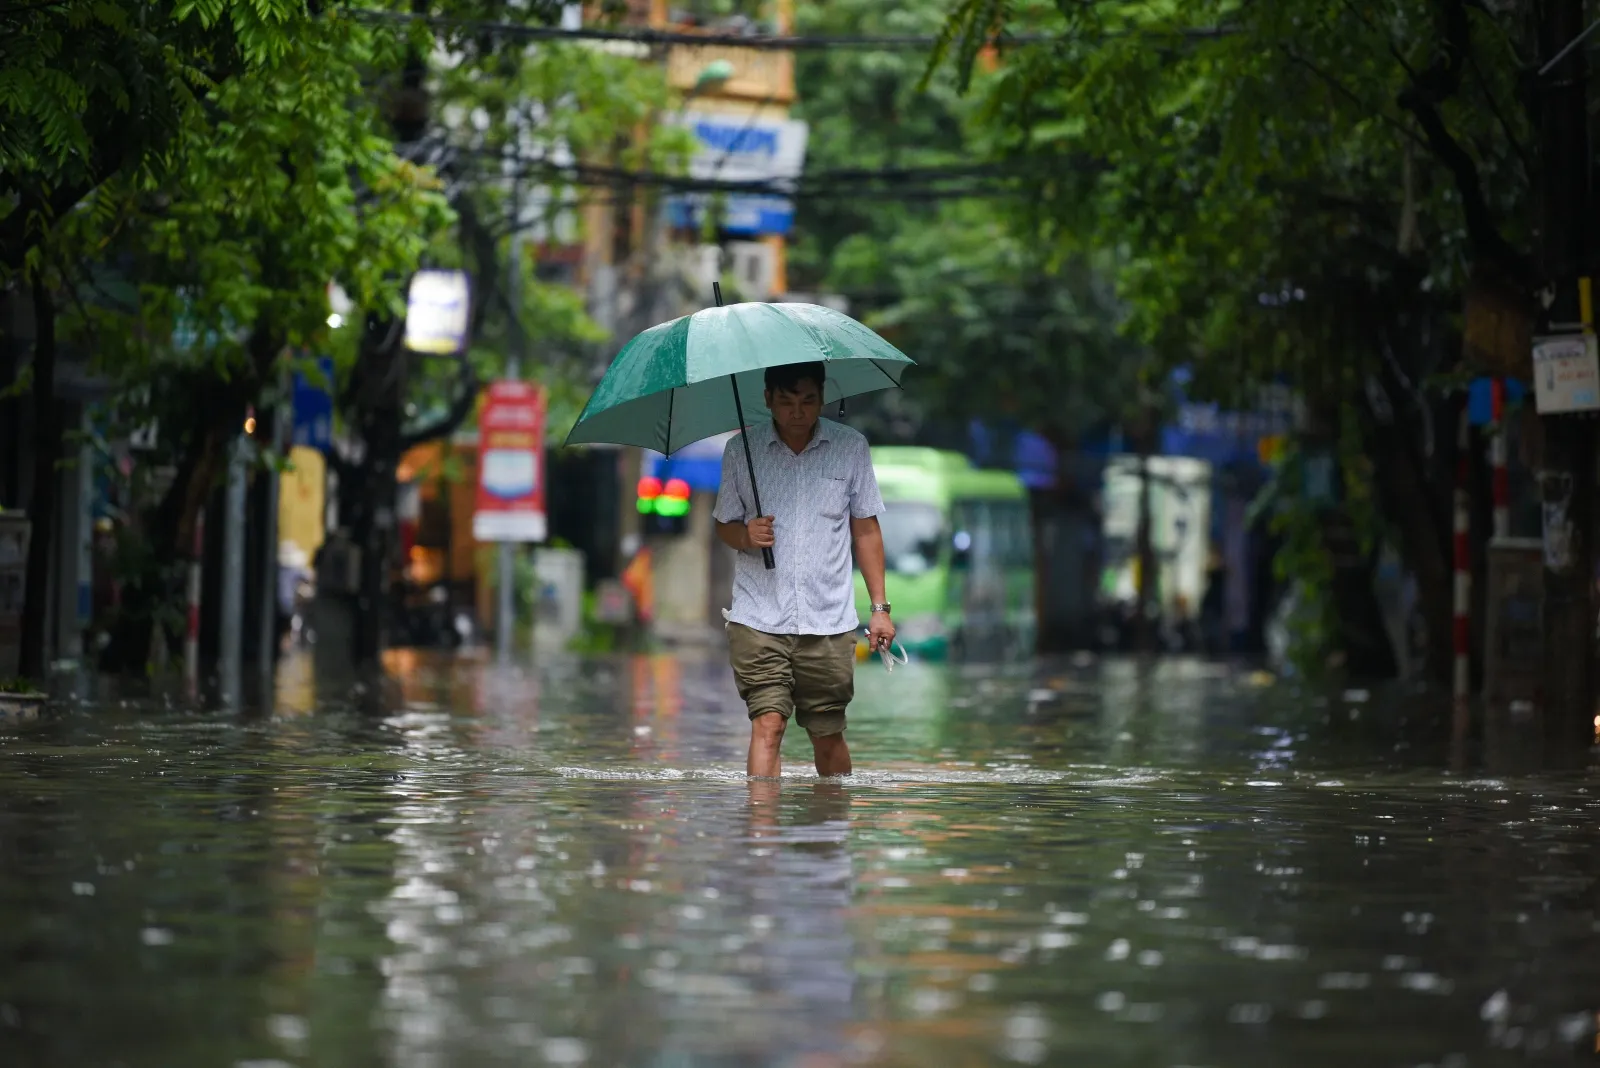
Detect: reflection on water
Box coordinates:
(0, 652, 1597, 1067)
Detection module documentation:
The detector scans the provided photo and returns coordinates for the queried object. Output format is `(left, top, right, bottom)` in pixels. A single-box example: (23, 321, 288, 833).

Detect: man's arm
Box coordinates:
(852, 515, 895, 651)
(851, 516, 888, 604)
(712, 439, 772, 553)
(848, 436, 894, 649)
(716, 519, 752, 552)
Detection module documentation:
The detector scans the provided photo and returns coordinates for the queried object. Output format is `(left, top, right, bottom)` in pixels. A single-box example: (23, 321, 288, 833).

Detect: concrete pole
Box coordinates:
(257, 363, 290, 675)
(184, 509, 204, 696)
(1536, 0, 1595, 760)
(498, 172, 526, 663)
(219, 433, 249, 703)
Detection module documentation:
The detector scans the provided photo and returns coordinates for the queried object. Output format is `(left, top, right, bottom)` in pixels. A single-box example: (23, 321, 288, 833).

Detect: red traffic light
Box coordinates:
(663, 478, 691, 500)
(636, 476, 663, 499)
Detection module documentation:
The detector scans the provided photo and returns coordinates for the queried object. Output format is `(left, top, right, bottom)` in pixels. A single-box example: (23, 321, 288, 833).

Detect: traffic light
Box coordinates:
(636, 476, 663, 514)
(637, 476, 691, 535)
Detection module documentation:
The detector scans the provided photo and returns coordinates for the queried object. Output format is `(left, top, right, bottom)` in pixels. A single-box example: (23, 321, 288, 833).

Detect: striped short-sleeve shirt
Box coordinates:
(713, 419, 884, 636)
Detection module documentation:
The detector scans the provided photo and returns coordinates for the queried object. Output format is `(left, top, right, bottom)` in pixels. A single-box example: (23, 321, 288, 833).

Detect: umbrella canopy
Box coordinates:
(566, 301, 914, 454)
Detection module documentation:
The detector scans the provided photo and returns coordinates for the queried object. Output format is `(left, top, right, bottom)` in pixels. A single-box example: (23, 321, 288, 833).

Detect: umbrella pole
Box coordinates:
(717, 282, 776, 571)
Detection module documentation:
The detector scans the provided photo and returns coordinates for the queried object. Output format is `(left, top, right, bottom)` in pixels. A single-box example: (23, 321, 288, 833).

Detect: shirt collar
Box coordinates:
(764, 418, 832, 453)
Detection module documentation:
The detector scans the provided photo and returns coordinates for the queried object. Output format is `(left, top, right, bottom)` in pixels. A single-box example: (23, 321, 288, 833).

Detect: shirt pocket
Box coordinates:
(818, 474, 851, 520)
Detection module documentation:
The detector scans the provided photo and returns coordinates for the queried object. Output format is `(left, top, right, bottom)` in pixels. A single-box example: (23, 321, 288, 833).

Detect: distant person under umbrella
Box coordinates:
(713, 362, 896, 780)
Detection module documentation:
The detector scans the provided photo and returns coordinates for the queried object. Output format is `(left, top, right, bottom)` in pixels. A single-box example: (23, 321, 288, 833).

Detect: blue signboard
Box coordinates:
(1467, 376, 1528, 426)
(666, 112, 808, 238)
(641, 432, 732, 494)
(291, 356, 334, 453)
(666, 194, 796, 237)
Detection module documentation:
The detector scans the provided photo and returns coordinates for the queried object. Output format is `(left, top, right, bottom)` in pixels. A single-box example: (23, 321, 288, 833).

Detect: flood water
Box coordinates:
(1, 650, 1597, 1067)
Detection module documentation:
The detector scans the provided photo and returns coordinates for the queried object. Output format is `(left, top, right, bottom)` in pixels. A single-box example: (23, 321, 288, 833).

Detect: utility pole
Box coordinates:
(1536, 0, 1595, 761)
(498, 173, 526, 663)
(219, 431, 249, 704)
(256, 363, 290, 675)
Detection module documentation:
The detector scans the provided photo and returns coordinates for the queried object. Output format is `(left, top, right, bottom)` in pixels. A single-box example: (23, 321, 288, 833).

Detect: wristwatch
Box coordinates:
(870, 602, 892, 615)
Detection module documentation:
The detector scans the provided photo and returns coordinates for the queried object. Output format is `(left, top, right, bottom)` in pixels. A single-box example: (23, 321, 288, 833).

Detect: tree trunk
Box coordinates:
(97, 324, 278, 675)
(1358, 363, 1453, 686)
(19, 277, 59, 680)
(1, 340, 19, 510)
(1130, 411, 1158, 654)
(1536, 0, 1595, 763)
(344, 316, 407, 666)
(97, 397, 230, 674)
(1135, 454, 1155, 651)
(1321, 508, 1399, 679)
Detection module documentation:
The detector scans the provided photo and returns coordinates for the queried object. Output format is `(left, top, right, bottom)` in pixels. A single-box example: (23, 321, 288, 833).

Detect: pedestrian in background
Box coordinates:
(714, 362, 896, 779)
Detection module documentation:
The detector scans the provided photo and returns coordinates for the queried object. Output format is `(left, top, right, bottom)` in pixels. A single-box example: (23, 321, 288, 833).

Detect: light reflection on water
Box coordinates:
(0, 651, 1597, 1067)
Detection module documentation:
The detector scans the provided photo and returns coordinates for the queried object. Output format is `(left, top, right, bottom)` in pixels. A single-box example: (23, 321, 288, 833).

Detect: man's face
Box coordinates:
(766, 380, 823, 439)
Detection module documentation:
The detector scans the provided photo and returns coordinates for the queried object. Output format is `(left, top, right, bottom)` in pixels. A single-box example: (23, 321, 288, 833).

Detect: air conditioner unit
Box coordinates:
(686, 244, 721, 296)
(725, 241, 777, 300)
(775, 292, 850, 314)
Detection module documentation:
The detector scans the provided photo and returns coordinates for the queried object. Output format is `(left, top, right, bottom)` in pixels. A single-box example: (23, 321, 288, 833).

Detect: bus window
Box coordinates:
(874, 501, 944, 575)
(997, 501, 1032, 568)
(950, 502, 977, 570)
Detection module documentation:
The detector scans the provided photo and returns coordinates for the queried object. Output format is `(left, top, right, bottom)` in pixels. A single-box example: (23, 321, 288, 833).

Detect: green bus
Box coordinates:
(853, 447, 1036, 661)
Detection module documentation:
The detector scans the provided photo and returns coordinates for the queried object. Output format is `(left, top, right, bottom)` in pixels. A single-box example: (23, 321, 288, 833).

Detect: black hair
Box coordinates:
(764, 361, 826, 396)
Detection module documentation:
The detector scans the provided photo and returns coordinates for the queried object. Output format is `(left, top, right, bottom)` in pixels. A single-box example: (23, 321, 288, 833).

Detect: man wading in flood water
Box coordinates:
(714, 362, 896, 779)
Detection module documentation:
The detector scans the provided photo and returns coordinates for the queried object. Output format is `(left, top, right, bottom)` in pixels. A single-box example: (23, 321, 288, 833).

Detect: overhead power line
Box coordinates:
(350, 8, 1233, 51)
(478, 153, 1023, 189)
(457, 147, 1037, 197)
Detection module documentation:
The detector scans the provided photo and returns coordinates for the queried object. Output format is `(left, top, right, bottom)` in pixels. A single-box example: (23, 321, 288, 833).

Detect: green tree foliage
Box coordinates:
(2, 1, 690, 671)
(932, 0, 1530, 393)
(30, 6, 457, 669)
(413, 20, 692, 446)
(931, 0, 1539, 677)
(791, 0, 1142, 448)
(835, 204, 1145, 447)
(0, 0, 305, 272)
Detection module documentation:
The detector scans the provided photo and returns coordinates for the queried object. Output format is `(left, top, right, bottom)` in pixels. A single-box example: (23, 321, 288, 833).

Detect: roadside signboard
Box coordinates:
(405, 270, 472, 355)
(1531, 333, 1600, 414)
(473, 381, 547, 543)
(291, 356, 334, 453)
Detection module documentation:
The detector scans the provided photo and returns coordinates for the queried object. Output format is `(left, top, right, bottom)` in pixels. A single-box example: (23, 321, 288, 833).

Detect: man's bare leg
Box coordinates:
(747, 778, 781, 838)
(810, 731, 852, 777)
(748, 712, 787, 778)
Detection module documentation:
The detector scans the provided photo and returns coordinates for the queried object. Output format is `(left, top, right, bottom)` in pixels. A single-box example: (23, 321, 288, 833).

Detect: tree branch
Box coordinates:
(1279, 45, 1431, 153)
(0, 180, 94, 273)
(1396, 0, 1532, 285)
(398, 356, 480, 452)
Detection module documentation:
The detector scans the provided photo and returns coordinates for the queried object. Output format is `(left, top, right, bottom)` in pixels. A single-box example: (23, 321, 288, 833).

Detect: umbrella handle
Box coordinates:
(720, 282, 777, 571)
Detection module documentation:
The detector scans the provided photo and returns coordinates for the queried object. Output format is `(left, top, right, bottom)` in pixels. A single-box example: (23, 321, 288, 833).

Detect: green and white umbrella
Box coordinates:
(566, 285, 915, 568)
(567, 292, 913, 454)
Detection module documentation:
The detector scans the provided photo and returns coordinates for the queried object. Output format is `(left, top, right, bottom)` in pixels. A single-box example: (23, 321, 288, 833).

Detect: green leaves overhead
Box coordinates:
(792, 0, 1141, 444)
(49, 3, 450, 393)
(931, 0, 1534, 402)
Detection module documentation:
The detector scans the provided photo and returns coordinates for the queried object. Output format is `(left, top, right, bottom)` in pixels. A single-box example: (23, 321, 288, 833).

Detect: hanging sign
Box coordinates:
(405, 270, 472, 355)
(1531, 333, 1600, 414)
(473, 381, 547, 543)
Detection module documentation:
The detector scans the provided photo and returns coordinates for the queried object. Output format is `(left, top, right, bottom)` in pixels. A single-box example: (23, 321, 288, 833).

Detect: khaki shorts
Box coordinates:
(727, 623, 857, 736)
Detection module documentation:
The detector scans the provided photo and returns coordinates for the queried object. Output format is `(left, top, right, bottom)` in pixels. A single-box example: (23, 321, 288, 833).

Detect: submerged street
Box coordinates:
(1, 654, 1596, 1067)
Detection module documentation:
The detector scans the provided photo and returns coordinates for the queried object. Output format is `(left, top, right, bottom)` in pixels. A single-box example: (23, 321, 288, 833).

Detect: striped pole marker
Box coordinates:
(1489, 378, 1510, 539)
(1453, 410, 1471, 705)
(185, 509, 205, 695)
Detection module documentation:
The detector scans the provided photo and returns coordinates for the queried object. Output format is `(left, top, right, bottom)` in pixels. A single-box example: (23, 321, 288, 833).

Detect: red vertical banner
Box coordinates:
(473, 381, 547, 543)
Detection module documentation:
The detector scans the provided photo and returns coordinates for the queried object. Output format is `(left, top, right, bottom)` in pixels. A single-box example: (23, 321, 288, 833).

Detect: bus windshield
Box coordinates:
(877, 501, 944, 574)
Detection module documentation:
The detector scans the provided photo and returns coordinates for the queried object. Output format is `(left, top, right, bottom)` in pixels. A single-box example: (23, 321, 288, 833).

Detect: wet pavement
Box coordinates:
(1, 650, 1598, 1067)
